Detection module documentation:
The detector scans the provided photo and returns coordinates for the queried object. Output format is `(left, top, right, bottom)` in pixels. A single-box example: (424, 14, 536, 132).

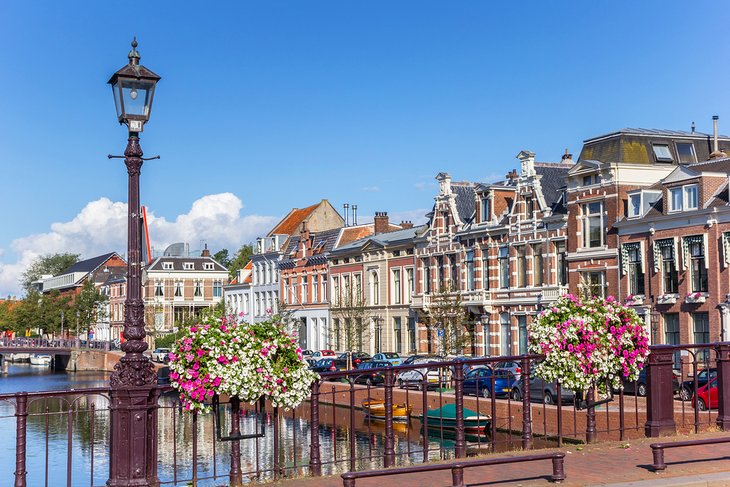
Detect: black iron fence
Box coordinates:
(3, 343, 730, 486)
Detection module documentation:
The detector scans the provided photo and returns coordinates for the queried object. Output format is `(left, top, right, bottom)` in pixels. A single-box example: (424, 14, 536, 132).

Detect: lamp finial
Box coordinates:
(128, 37, 141, 65)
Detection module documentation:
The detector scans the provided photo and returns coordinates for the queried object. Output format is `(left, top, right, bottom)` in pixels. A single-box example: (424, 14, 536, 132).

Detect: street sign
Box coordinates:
(437, 329, 444, 338)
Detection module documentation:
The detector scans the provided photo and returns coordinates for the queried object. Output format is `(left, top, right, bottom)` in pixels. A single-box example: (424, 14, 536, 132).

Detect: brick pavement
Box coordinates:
(269, 431, 730, 487)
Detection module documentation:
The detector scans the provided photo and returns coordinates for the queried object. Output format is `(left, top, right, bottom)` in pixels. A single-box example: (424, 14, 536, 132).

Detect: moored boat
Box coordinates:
(361, 399, 412, 422)
(29, 354, 52, 366)
(9, 353, 30, 362)
(418, 403, 490, 434)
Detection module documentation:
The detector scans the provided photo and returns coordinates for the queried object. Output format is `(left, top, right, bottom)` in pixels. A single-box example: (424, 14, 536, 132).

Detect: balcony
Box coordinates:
(540, 286, 569, 302)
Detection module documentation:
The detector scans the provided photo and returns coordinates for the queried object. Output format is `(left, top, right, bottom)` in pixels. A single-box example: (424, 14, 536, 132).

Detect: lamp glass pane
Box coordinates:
(111, 81, 122, 119)
(120, 79, 154, 119)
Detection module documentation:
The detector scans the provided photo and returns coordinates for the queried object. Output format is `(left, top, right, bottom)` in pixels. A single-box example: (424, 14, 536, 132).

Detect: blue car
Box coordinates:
(372, 352, 402, 366)
(463, 366, 512, 399)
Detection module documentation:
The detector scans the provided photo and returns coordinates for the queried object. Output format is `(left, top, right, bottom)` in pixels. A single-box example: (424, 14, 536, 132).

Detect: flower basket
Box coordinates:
(685, 293, 706, 304)
(168, 312, 318, 413)
(528, 294, 650, 396)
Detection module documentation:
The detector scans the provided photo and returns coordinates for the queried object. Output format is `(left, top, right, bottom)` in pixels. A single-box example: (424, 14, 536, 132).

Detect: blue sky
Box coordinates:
(1, 1, 729, 295)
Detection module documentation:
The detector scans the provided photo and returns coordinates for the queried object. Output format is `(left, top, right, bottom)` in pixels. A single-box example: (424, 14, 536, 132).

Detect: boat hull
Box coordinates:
(362, 399, 412, 422)
(29, 354, 52, 366)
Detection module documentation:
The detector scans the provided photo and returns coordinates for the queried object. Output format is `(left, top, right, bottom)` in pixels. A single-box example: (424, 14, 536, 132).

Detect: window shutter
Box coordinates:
(723, 232, 730, 268)
(703, 233, 710, 269)
(639, 241, 646, 273)
(620, 244, 629, 276)
(673, 237, 679, 271)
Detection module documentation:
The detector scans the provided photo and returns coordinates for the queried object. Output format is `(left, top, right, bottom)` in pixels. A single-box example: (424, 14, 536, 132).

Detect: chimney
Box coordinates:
(506, 169, 518, 180)
(400, 220, 414, 229)
(352, 204, 358, 225)
(343, 203, 349, 227)
(201, 243, 211, 257)
(374, 211, 389, 234)
(691, 121, 696, 134)
(710, 115, 728, 159)
(561, 148, 573, 163)
(301, 221, 311, 252)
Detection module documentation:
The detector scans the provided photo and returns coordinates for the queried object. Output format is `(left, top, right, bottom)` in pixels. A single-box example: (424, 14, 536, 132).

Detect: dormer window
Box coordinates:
(629, 194, 641, 218)
(628, 190, 661, 218)
(652, 144, 673, 163)
(183, 262, 194, 270)
(676, 142, 697, 164)
(481, 196, 490, 222)
(669, 184, 699, 212)
(203, 263, 214, 270)
(162, 262, 173, 270)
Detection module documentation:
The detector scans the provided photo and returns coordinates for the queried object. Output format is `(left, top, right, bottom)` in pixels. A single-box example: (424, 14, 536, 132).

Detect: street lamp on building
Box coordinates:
(106, 38, 161, 487)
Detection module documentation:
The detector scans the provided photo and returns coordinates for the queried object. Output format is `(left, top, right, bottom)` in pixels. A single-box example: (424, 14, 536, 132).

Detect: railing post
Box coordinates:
(229, 397, 242, 487)
(383, 368, 396, 468)
(585, 388, 596, 443)
(644, 345, 677, 437)
(453, 364, 466, 458)
(521, 357, 533, 449)
(715, 343, 730, 430)
(309, 381, 322, 476)
(14, 392, 27, 487)
(451, 465, 465, 487)
(551, 454, 566, 482)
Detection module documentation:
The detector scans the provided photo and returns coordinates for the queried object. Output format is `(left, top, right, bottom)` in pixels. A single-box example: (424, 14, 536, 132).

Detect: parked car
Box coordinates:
(680, 368, 717, 401)
(301, 349, 314, 357)
(397, 358, 446, 390)
(151, 348, 170, 363)
(402, 354, 437, 366)
(510, 371, 576, 405)
(304, 357, 319, 368)
(353, 361, 392, 386)
(618, 368, 680, 397)
(338, 351, 372, 368)
(493, 361, 523, 383)
(693, 377, 718, 411)
(372, 352, 402, 366)
(311, 350, 336, 359)
(451, 356, 486, 375)
(463, 366, 512, 398)
(310, 358, 348, 376)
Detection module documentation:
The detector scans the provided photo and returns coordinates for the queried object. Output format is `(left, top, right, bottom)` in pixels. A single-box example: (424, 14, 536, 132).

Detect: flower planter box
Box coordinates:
(685, 294, 706, 304)
(627, 296, 644, 305)
(657, 295, 678, 305)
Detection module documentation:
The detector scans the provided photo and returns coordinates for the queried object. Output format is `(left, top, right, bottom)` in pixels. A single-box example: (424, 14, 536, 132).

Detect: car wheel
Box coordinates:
(511, 388, 521, 401)
(680, 387, 691, 402)
(637, 383, 647, 397)
(543, 392, 554, 405)
(697, 398, 708, 411)
(398, 379, 404, 389)
(366, 378, 373, 386)
(482, 387, 491, 399)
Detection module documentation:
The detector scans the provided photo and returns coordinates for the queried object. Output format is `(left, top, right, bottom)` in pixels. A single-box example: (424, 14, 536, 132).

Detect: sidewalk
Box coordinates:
(269, 431, 730, 487)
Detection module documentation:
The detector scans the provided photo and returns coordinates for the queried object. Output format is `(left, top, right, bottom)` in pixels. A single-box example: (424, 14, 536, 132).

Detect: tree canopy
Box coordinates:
(227, 244, 254, 278)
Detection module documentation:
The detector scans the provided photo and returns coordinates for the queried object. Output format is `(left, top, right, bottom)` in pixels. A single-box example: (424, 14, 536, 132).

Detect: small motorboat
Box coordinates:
(29, 354, 52, 366)
(362, 399, 412, 422)
(418, 403, 490, 434)
(9, 353, 30, 362)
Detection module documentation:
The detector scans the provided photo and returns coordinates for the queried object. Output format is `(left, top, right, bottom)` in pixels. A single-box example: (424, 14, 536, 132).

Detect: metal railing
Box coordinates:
(2, 342, 730, 486)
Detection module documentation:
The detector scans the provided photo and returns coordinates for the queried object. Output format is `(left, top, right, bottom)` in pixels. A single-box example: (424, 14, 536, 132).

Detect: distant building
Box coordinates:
(41, 252, 127, 296)
(223, 261, 253, 323)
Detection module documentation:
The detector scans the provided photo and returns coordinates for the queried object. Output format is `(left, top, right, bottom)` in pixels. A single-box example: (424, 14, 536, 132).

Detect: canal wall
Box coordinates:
(67, 350, 165, 372)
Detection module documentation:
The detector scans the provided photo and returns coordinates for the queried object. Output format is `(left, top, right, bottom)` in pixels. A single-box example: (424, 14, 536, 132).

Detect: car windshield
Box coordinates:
(317, 359, 331, 367)
(383, 353, 399, 358)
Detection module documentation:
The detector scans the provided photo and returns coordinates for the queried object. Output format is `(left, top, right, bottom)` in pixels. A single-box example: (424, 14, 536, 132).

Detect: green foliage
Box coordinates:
(12, 290, 72, 336)
(20, 253, 80, 295)
(420, 284, 470, 356)
(212, 248, 230, 267)
(154, 331, 180, 349)
(227, 244, 254, 278)
(72, 280, 108, 335)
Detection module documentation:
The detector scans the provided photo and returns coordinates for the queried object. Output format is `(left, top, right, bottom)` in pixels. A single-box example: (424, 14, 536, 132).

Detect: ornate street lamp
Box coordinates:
(107, 38, 161, 487)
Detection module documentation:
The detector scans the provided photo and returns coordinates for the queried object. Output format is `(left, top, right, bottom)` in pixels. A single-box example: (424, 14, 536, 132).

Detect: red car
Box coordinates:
(693, 377, 718, 411)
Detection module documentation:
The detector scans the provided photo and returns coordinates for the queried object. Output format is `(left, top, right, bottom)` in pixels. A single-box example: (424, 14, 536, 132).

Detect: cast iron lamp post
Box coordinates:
(107, 38, 161, 487)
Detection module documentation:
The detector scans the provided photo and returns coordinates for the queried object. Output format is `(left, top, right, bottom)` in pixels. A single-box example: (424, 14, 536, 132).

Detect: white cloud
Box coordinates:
(0, 193, 278, 297)
(360, 186, 380, 192)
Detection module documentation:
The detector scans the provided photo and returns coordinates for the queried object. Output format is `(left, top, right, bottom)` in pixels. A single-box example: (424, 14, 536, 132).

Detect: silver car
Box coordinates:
(510, 372, 576, 405)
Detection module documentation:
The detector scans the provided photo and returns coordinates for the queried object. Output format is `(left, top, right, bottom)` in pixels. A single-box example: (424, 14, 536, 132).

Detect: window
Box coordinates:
(664, 313, 681, 369)
(408, 318, 417, 353)
(183, 263, 194, 270)
(516, 246, 527, 288)
(194, 281, 203, 297)
(652, 143, 673, 162)
(532, 244, 543, 286)
(582, 175, 593, 186)
(449, 254, 458, 290)
(669, 184, 699, 212)
(174, 281, 183, 297)
(213, 280, 222, 298)
(688, 237, 708, 293)
(629, 194, 641, 218)
(370, 271, 379, 305)
(436, 255, 445, 290)
(525, 196, 534, 216)
(204, 263, 214, 270)
(498, 247, 510, 288)
(556, 241, 568, 286)
(312, 274, 319, 302)
(624, 243, 645, 295)
(394, 317, 402, 354)
(582, 202, 604, 248)
(657, 239, 678, 294)
(283, 278, 290, 303)
(301, 276, 308, 303)
(518, 315, 528, 355)
(481, 250, 490, 290)
(481, 196, 490, 222)
(162, 262, 173, 270)
(321, 274, 327, 302)
(422, 258, 431, 294)
(582, 271, 605, 298)
(500, 313, 512, 356)
(676, 142, 697, 164)
(334, 319, 341, 350)
(154, 281, 164, 297)
(406, 268, 414, 303)
(693, 312, 710, 362)
(392, 269, 401, 304)
(332, 276, 339, 305)
(465, 250, 475, 291)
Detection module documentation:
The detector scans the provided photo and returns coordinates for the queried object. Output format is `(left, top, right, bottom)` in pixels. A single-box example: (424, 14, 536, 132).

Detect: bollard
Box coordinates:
(651, 445, 666, 471)
(551, 454, 566, 482)
(309, 381, 322, 476)
(715, 344, 730, 430)
(521, 357, 533, 449)
(451, 465, 465, 487)
(585, 388, 596, 444)
(14, 392, 28, 487)
(644, 345, 677, 437)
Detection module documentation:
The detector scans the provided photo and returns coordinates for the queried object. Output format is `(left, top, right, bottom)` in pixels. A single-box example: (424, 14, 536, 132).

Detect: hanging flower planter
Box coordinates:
(168, 312, 318, 416)
(528, 294, 650, 398)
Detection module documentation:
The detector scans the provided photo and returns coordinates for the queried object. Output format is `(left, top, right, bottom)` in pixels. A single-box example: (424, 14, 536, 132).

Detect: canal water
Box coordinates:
(0, 364, 549, 486)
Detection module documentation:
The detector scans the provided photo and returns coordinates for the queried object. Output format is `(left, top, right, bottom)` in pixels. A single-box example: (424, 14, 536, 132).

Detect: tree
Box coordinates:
(20, 253, 80, 295)
(0, 300, 19, 333)
(212, 249, 231, 268)
(72, 280, 108, 337)
(227, 244, 254, 278)
(419, 284, 470, 356)
(330, 281, 371, 351)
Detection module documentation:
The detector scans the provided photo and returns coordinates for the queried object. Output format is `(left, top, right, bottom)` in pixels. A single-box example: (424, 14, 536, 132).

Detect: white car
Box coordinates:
(396, 358, 447, 390)
(151, 348, 170, 363)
